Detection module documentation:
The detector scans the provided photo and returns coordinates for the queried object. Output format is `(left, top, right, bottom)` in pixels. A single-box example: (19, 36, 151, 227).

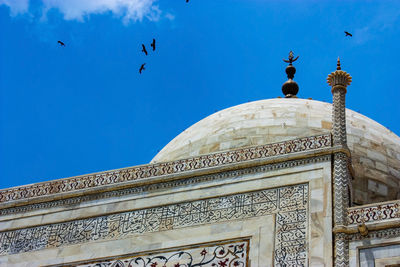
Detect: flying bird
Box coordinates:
(141, 44, 148, 55)
(57, 40, 65, 47)
(344, 31, 352, 37)
(151, 39, 156, 51)
(186, 0, 189, 2)
(139, 63, 146, 74)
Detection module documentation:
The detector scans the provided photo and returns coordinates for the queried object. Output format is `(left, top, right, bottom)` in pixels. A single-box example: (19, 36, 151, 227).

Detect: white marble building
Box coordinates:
(1, 57, 400, 266)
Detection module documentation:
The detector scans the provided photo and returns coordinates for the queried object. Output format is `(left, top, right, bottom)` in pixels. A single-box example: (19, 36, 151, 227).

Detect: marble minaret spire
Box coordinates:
(327, 58, 352, 267)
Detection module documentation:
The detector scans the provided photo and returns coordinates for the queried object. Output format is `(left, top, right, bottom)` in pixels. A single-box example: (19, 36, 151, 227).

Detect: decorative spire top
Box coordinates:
(327, 58, 352, 92)
(282, 51, 299, 98)
(283, 51, 299, 66)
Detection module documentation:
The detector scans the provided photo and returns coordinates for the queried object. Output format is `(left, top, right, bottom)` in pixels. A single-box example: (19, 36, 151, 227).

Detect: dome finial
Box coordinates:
(337, 57, 341, 70)
(283, 51, 299, 66)
(282, 51, 299, 98)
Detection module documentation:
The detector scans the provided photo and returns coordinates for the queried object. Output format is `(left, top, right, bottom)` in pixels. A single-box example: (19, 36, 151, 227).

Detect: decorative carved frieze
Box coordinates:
(348, 227, 400, 242)
(0, 183, 309, 267)
(0, 155, 329, 216)
(0, 134, 330, 205)
(347, 201, 400, 225)
(48, 239, 250, 267)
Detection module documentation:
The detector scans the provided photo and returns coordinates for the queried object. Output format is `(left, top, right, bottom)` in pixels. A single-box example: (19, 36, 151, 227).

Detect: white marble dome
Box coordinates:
(152, 98, 400, 204)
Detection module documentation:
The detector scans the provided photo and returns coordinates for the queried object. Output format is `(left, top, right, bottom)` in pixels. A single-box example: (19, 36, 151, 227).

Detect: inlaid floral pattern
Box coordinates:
(71, 240, 249, 267)
(347, 201, 400, 225)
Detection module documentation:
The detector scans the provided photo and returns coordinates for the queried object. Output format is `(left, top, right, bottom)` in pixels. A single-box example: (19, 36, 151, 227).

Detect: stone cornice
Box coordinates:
(334, 221, 400, 235)
(347, 226, 400, 241)
(0, 155, 331, 217)
(0, 134, 332, 210)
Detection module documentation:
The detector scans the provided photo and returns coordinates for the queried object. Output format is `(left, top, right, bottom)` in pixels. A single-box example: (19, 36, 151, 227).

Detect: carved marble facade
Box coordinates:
(0, 183, 308, 260)
(0, 134, 334, 266)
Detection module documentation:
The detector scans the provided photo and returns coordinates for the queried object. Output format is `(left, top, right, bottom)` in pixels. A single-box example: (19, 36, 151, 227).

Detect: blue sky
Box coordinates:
(1, 0, 400, 189)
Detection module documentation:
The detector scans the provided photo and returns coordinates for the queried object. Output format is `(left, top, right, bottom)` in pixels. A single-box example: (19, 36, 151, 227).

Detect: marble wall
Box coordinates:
(0, 157, 333, 266)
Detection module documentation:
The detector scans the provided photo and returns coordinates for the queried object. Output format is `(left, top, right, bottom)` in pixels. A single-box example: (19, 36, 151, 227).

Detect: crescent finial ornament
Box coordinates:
(283, 51, 299, 65)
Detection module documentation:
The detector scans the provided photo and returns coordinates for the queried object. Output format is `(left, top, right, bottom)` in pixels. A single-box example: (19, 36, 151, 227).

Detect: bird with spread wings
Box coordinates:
(344, 31, 352, 37)
(141, 44, 148, 55)
(139, 63, 146, 74)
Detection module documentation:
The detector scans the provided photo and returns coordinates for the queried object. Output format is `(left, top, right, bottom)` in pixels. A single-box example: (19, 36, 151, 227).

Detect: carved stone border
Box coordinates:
(46, 238, 250, 267)
(0, 155, 330, 216)
(0, 134, 330, 205)
(348, 201, 400, 225)
(0, 183, 308, 265)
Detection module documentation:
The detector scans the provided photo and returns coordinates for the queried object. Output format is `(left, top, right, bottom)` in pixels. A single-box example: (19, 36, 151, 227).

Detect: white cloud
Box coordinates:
(164, 12, 175, 21)
(41, 0, 160, 22)
(0, 0, 163, 23)
(0, 0, 29, 15)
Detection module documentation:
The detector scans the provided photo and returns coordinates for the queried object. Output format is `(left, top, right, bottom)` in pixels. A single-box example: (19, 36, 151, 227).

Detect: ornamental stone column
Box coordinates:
(327, 58, 352, 267)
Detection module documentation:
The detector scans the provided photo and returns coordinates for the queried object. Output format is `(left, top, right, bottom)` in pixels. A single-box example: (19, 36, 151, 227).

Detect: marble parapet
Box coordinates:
(0, 155, 330, 217)
(348, 200, 400, 225)
(333, 200, 400, 244)
(0, 134, 332, 211)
